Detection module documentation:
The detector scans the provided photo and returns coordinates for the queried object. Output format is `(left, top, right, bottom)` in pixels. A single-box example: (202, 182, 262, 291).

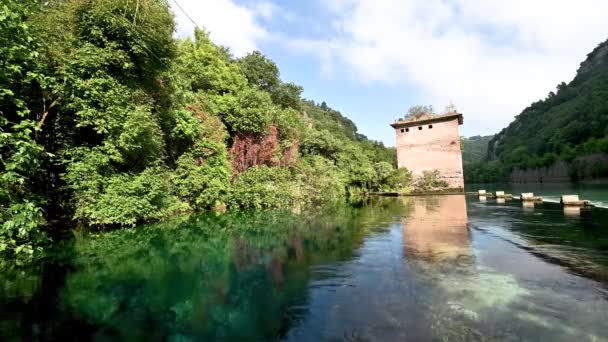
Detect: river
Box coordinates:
(465, 182, 608, 208)
(1, 195, 608, 340)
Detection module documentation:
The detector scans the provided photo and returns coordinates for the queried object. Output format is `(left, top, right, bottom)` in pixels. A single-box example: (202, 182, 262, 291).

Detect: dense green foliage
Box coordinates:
(412, 170, 449, 193)
(0, 0, 402, 262)
(461, 135, 496, 183)
(461, 135, 494, 165)
(465, 39, 608, 183)
(0, 0, 49, 263)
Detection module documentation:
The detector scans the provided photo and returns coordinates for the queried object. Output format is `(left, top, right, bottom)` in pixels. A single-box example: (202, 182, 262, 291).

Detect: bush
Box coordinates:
(228, 166, 295, 209)
(295, 156, 346, 205)
(413, 170, 449, 192)
(0, 201, 48, 264)
(68, 163, 184, 227)
(172, 140, 231, 210)
(385, 168, 414, 192)
(212, 87, 273, 135)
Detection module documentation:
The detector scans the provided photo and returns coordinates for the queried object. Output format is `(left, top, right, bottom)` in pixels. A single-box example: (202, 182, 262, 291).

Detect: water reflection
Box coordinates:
(522, 201, 535, 209)
(563, 206, 581, 216)
(3, 197, 608, 341)
(401, 195, 470, 263)
(0, 200, 408, 341)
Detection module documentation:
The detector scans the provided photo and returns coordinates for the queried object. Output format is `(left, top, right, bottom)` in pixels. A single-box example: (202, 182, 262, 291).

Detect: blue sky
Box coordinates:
(171, 0, 608, 146)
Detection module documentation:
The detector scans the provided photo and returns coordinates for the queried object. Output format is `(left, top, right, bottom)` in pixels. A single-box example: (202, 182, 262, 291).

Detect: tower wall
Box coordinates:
(394, 117, 464, 189)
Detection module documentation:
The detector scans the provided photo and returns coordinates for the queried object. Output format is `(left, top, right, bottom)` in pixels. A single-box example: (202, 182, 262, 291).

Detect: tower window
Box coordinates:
(400, 128, 404, 133)
(406, 128, 409, 132)
(418, 126, 422, 130)
(429, 124, 433, 129)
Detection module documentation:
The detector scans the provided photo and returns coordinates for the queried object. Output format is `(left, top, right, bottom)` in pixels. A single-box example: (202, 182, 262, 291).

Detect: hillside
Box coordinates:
(0, 0, 402, 261)
(462, 135, 494, 165)
(466, 38, 608, 182)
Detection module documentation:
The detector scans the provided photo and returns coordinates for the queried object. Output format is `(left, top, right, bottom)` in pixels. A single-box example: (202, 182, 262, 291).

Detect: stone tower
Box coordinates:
(390, 111, 464, 189)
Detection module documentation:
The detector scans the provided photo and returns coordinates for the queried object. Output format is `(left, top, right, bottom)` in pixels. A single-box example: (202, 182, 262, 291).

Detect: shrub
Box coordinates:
(0, 201, 48, 264)
(212, 87, 273, 135)
(228, 166, 295, 209)
(386, 168, 414, 192)
(68, 163, 184, 227)
(173, 140, 231, 210)
(295, 156, 346, 205)
(413, 170, 449, 192)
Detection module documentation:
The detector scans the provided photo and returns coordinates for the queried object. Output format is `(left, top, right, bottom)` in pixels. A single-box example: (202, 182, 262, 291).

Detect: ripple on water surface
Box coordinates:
(1, 196, 608, 341)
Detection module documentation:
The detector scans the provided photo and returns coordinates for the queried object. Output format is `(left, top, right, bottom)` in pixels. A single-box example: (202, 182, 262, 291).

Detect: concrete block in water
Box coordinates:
(521, 192, 534, 199)
(520, 193, 543, 202)
(561, 195, 579, 203)
(560, 195, 593, 207)
(495, 191, 513, 199)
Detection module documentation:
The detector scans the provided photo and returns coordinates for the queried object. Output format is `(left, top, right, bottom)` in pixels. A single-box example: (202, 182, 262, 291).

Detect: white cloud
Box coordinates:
(170, 0, 269, 57)
(305, 0, 608, 135)
(253, 1, 278, 20)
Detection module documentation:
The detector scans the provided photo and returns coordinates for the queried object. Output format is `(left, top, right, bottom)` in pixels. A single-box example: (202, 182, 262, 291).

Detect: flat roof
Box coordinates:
(390, 112, 463, 128)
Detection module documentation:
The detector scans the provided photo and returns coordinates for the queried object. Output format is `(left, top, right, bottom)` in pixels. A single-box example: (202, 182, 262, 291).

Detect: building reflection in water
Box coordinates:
(522, 201, 535, 213)
(563, 206, 581, 217)
(401, 195, 471, 263)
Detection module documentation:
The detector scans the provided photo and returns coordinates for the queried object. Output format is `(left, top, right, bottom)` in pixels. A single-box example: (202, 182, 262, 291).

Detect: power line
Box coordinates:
(171, 0, 200, 30)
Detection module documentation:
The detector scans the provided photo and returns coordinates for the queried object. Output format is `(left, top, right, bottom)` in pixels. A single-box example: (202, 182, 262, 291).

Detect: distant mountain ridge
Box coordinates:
(461, 135, 494, 165)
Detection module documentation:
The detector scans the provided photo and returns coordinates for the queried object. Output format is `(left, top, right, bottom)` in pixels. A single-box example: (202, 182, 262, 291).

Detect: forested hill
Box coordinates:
(461, 135, 493, 165)
(1, 0, 409, 262)
(466, 38, 608, 182)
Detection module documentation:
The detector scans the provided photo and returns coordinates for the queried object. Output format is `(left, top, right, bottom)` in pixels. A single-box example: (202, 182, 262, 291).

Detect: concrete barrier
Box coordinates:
(560, 195, 593, 207)
(478, 190, 486, 195)
(521, 192, 533, 199)
(495, 191, 513, 199)
(520, 192, 543, 202)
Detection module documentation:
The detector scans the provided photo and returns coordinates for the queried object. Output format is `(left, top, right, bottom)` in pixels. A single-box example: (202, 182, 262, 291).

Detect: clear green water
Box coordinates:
(2, 196, 608, 341)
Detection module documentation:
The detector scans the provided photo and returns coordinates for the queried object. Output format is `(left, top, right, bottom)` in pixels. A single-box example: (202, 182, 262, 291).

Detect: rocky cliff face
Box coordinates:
(510, 154, 608, 183)
(510, 161, 570, 183)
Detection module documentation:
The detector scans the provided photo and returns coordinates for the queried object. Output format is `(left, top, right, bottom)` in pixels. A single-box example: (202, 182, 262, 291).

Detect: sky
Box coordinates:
(169, 0, 608, 146)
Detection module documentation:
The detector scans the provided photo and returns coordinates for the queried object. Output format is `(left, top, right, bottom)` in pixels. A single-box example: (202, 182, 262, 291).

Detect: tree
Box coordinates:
(271, 82, 303, 110)
(0, 0, 50, 261)
(36, 0, 180, 226)
(175, 29, 246, 97)
(0, 0, 402, 264)
(237, 51, 280, 92)
(404, 105, 434, 119)
(212, 87, 273, 135)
